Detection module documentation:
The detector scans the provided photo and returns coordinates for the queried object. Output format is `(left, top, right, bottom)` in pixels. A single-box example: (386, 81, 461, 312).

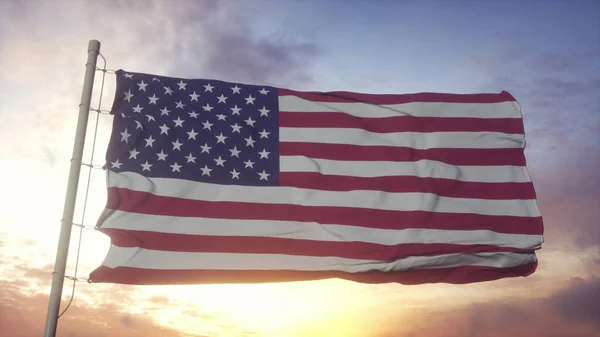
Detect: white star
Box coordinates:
(245, 117, 256, 127)
(215, 133, 227, 144)
(144, 136, 155, 147)
(202, 103, 213, 112)
(258, 149, 270, 159)
(204, 83, 214, 92)
(229, 146, 241, 157)
(230, 169, 240, 179)
(214, 156, 226, 167)
(111, 159, 122, 169)
(245, 94, 256, 105)
(170, 162, 182, 172)
(134, 120, 143, 130)
(259, 106, 270, 117)
(121, 112, 126, 118)
(200, 165, 212, 176)
(258, 170, 270, 181)
(164, 86, 174, 95)
(173, 117, 185, 127)
(123, 89, 134, 102)
(188, 111, 199, 118)
(160, 107, 170, 116)
(159, 124, 170, 135)
(231, 85, 241, 94)
(258, 88, 269, 95)
(128, 149, 140, 159)
(187, 129, 198, 140)
(189, 91, 200, 102)
(152, 77, 160, 82)
(200, 143, 211, 154)
(145, 114, 155, 122)
(216, 114, 227, 121)
(132, 104, 143, 113)
(137, 80, 148, 91)
(185, 153, 196, 163)
(148, 94, 159, 105)
(156, 150, 168, 161)
(230, 123, 242, 133)
(202, 120, 213, 130)
(244, 159, 255, 168)
(230, 105, 241, 115)
(141, 161, 152, 171)
(177, 80, 187, 90)
(217, 94, 228, 103)
(124, 73, 133, 79)
(259, 129, 270, 139)
(120, 129, 131, 143)
(245, 136, 255, 147)
(172, 139, 183, 151)
(175, 101, 186, 109)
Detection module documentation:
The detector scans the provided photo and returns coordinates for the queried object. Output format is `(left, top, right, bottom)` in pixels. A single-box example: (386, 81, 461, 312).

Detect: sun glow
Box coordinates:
(62, 226, 383, 336)
(132, 280, 380, 337)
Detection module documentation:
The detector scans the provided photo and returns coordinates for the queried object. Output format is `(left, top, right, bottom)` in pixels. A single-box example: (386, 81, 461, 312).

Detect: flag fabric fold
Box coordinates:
(89, 69, 543, 285)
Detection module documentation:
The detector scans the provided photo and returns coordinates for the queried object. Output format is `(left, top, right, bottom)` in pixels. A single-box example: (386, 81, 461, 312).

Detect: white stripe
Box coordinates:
(280, 156, 531, 183)
(280, 128, 524, 149)
(100, 246, 537, 271)
(103, 210, 543, 250)
(278, 96, 521, 119)
(108, 171, 542, 217)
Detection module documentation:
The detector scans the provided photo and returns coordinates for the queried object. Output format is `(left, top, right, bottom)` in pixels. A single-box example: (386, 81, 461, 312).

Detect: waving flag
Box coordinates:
(89, 69, 543, 285)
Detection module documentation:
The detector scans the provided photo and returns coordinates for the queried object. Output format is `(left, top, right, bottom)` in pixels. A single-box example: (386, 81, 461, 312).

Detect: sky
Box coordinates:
(0, 0, 599, 336)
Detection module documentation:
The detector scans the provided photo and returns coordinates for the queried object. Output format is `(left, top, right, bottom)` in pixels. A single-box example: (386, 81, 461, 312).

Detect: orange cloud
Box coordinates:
(2, 245, 599, 337)
(0, 282, 199, 337)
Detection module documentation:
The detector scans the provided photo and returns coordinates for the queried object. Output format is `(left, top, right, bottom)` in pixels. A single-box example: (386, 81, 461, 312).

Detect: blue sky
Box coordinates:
(236, 0, 599, 90)
(0, 0, 598, 336)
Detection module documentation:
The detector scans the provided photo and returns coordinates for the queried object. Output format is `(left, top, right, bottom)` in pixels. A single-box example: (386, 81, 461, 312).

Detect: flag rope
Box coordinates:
(81, 162, 105, 169)
(89, 108, 111, 115)
(72, 222, 97, 230)
(57, 52, 114, 318)
(95, 66, 117, 74)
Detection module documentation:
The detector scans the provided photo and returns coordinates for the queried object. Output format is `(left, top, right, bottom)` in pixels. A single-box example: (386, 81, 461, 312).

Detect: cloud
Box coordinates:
(148, 296, 171, 306)
(0, 2, 598, 337)
(465, 303, 532, 336)
(0, 0, 321, 165)
(16, 263, 54, 282)
(463, 34, 600, 257)
(470, 37, 600, 154)
(202, 32, 319, 86)
(532, 156, 600, 252)
(0, 235, 267, 337)
(0, 284, 202, 337)
(374, 277, 600, 337)
(551, 277, 600, 327)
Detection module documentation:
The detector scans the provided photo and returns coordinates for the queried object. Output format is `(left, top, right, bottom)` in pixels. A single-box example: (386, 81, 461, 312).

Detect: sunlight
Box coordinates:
(71, 227, 387, 336)
(34, 220, 587, 337)
(138, 280, 379, 336)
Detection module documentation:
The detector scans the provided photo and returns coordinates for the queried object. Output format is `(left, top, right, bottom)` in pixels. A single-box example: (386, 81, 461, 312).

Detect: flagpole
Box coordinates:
(43, 39, 101, 337)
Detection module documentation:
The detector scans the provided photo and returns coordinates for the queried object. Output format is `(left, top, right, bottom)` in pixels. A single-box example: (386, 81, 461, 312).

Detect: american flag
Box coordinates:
(89, 69, 543, 285)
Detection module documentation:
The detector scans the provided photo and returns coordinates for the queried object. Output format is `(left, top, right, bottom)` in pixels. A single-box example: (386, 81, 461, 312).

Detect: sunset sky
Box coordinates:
(1, 0, 599, 336)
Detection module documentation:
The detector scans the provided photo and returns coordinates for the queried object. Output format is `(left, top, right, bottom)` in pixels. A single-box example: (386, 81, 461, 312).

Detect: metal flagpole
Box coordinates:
(43, 39, 101, 337)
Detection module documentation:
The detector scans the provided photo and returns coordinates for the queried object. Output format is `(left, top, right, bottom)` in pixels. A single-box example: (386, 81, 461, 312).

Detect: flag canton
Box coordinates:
(106, 70, 279, 186)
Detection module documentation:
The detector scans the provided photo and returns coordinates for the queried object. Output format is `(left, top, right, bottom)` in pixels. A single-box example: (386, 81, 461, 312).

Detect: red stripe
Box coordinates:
(278, 88, 517, 105)
(89, 261, 537, 285)
(105, 188, 544, 235)
(101, 228, 532, 259)
(279, 173, 536, 200)
(280, 142, 527, 166)
(280, 112, 524, 134)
